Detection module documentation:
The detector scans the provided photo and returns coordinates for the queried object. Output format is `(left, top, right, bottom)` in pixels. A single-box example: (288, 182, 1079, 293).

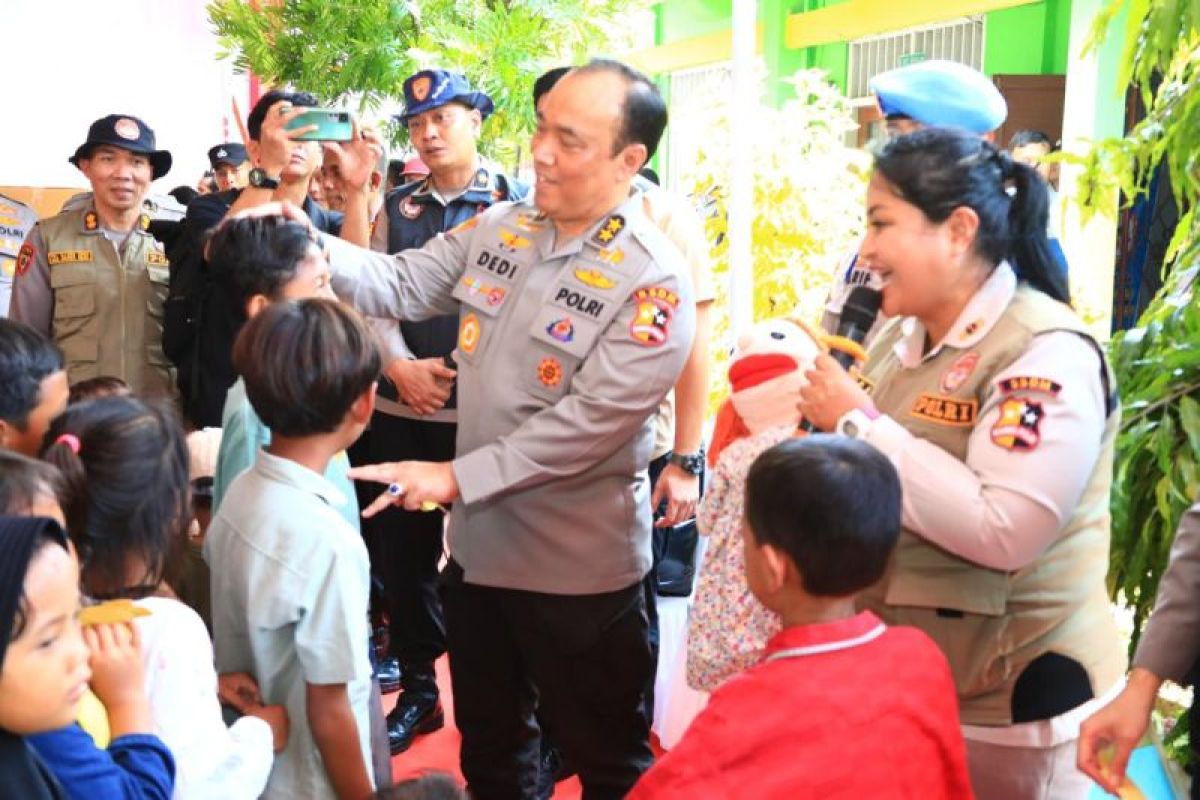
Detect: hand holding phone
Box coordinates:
(286, 108, 354, 142)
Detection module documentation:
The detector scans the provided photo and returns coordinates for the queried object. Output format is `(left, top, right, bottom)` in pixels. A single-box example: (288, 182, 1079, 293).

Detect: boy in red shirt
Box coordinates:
(630, 435, 972, 799)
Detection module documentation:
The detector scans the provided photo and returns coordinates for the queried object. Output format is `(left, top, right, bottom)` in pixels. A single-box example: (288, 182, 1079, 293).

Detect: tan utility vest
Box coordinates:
(42, 207, 172, 395)
(859, 286, 1125, 726)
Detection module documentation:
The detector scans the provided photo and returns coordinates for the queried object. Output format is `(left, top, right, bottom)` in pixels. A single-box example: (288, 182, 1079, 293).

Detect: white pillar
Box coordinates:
(727, 0, 757, 337)
(1058, 0, 1126, 338)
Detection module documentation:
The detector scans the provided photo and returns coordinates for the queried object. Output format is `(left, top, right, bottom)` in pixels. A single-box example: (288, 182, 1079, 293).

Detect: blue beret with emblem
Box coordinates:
(870, 60, 1007, 135)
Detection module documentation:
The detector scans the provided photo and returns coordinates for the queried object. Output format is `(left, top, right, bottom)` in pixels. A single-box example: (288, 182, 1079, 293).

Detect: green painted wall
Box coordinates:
(983, 1, 1073, 76)
(657, 0, 732, 41)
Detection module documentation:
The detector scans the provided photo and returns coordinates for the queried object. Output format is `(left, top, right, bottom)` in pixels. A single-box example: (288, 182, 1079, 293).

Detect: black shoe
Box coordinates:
(375, 657, 401, 695)
(386, 694, 444, 755)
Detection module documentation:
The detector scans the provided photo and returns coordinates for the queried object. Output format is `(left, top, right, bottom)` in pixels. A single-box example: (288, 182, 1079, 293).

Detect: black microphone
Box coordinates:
(801, 286, 882, 432)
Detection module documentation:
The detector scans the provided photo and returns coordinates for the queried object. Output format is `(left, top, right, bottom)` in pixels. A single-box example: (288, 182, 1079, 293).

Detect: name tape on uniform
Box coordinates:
(909, 392, 978, 427)
(48, 250, 94, 265)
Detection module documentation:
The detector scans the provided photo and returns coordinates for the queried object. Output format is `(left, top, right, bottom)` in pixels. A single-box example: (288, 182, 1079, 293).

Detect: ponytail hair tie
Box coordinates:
(55, 433, 81, 454)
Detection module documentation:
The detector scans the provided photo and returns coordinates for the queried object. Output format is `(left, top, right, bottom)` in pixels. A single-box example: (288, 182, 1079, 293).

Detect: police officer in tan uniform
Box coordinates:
(800, 129, 1123, 800)
(313, 59, 694, 799)
(11, 115, 173, 395)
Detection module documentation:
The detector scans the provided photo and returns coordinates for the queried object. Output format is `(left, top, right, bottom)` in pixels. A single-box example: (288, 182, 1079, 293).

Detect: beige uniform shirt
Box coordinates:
(10, 205, 172, 395)
(327, 191, 695, 594)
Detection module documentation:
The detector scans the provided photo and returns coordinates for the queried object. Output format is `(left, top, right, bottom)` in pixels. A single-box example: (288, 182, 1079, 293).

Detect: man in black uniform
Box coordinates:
(364, 69, 527, 754)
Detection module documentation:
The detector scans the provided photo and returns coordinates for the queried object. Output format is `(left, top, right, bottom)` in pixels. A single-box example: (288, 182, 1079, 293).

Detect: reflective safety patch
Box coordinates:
(459, 312, 481, 356)
(574, 267, 616, 290)
(991, 398, 1044, 451)
(545, 317, 574, 343)
(629, 286, 678, 347)
(497, 229, 531, 252)
(48, 250, 94, 265)
(145, 251, 169, 267)
(591, 214, 625, 246)
(15, 242, 35, 276)
(998, 376, 1062, 397)
(537, 357, 563, 388)
(940, 352, 979, 394)
(909, 392, 978, 427)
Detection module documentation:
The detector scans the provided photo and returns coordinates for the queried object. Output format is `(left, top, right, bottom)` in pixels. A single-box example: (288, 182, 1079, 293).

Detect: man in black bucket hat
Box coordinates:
(9, 114, 175, 396)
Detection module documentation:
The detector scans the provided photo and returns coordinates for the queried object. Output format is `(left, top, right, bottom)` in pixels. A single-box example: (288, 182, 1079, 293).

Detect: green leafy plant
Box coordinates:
(207, 0, 642, 163)
(1076, 1, 1200, 649)
(677, 68, 870, 412)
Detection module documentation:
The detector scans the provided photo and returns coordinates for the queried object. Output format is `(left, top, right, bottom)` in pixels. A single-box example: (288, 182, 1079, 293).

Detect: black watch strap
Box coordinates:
(249, 168, 280, 190)
(668, 451, 705, 476)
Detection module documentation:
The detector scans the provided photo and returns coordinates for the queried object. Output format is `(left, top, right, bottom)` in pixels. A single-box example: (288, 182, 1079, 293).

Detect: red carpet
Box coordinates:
(385, 656, 583, 799)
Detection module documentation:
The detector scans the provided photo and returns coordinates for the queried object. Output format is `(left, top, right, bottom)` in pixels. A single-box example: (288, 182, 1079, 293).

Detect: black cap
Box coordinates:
(207, 143, 248, 169)
(69, 114, 172, 179)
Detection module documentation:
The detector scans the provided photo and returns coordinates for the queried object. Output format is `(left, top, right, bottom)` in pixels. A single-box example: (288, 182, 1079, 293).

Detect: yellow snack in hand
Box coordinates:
(420, 500, 446, 513)
(79, 598, 151, 627)
(76, 688, 111, 748)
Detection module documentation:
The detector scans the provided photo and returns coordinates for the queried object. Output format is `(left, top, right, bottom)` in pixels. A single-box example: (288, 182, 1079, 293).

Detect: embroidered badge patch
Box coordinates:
(991, 398, 1044, 451)
(400, 195, 423, 220)
(574, 268, 617, 290)
(497, 229, 531, 252)
(83, 212, 99, 232)
(48, 250, 94, 265)
(514, 212, 545, 233)
(940, 352, 979, 394)
(15, 243, 34, 277)
(458, 313, 481, 356)
(473, 169, 489, 189)
(114, 118, 141, 140)
(596, 247, 625, 266)
(630, 286, 678, 347)
(411, 75, 432, 101)
(145, 251, 169, 267)
(592, 214, 625, 246)
(546, 318, 575, 344)
(909, 392, 978, 426)
(460, 276, 507, 307)
(998, 376, 1062, 397)
(139, 214, 151, 231)
(537, 357, 563, 387)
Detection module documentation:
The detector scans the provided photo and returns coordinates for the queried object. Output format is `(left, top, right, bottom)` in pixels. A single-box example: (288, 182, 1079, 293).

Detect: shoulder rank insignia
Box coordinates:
(83, 212, 99, 232)
(497, 229, 531, 252)
(574, 268, 617, 290)
(139, 214, 151, 231)
(592, 214, 625, 246)
(991, 398, 1044, 451)
(15, 242, 35, 277)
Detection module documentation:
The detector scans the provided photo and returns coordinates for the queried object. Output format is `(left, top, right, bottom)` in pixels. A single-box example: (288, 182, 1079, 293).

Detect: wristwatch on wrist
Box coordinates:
(836, 406, 880, 439)
(248, 168, 280, 190)
(668, 450, 705, 477)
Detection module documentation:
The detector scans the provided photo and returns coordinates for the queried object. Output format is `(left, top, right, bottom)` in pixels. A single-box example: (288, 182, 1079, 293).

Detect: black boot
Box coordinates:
(386, 663, 443, 754)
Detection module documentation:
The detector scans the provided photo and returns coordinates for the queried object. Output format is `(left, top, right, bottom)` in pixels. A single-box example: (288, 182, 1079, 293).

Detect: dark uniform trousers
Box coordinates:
(440, 561, 654, 800)
(361, 410, 457, 691)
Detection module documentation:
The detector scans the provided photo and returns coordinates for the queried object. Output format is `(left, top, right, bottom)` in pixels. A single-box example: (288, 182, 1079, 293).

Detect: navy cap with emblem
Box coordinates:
(396, 69, 494, 123)
(870, 60, 1007, 135)
(207, 142, 248, 169)
(69, 114, 172, 179)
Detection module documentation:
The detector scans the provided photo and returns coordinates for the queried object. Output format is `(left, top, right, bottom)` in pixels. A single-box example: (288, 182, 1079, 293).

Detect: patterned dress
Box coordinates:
(687, 424, 794, 691)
